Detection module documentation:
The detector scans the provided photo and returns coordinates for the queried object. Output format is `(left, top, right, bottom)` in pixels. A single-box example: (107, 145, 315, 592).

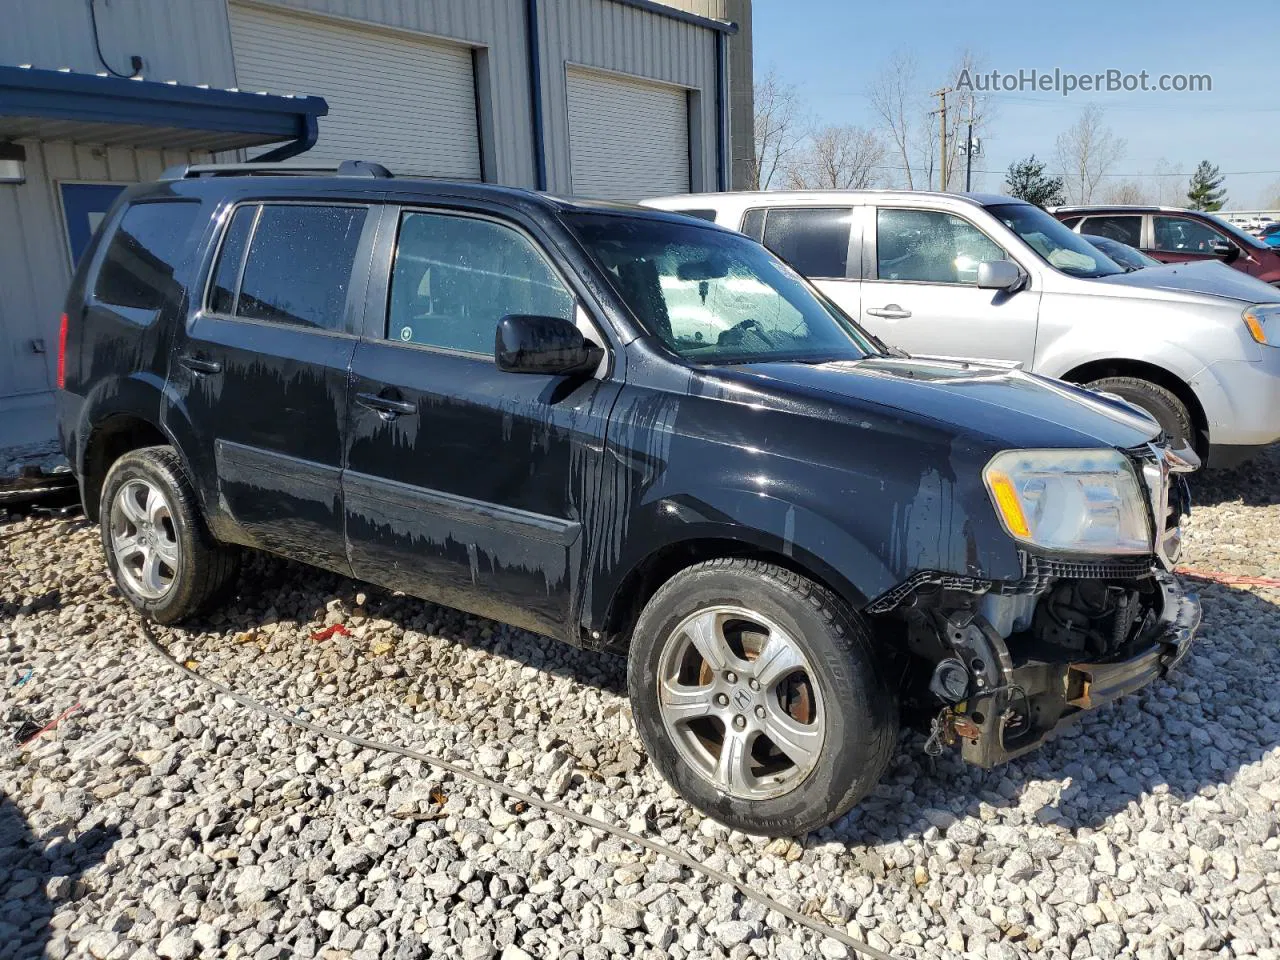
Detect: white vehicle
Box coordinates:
(643, 190, 1280, 468)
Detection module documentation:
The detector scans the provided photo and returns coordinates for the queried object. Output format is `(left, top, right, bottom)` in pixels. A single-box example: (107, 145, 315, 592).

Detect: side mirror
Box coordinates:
(495, 314, 604, 376)
(1212, 240, 1240, 263)
(976, 260, 1023, 291)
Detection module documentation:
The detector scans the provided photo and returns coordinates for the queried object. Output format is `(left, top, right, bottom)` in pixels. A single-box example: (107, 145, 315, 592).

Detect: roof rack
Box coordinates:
(159, 159, 393, 180)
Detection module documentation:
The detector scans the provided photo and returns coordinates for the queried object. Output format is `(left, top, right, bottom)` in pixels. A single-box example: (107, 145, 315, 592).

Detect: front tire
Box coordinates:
(1087, 376, 1195, 450)
(100, 446, 238, 624)
(627, 558, 897, 836)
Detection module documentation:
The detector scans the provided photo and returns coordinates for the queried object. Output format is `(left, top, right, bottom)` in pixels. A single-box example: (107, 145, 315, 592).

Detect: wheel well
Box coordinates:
(600, 538, 863, 649)
(81, 415, 168, 521)
(1060, 359, 1208, 452)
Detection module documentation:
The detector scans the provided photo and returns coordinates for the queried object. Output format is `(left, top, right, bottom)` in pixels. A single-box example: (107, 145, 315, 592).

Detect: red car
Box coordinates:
(1054, 205, 1280, 288)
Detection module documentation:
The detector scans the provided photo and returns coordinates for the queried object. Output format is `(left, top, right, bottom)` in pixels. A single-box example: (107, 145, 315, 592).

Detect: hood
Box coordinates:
(1095, 259, 1279, 303)
(713, 355, 1160, 451)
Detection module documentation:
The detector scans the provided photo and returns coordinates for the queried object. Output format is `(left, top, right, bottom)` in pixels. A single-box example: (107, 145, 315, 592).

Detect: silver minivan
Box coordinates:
(644, 191, 1280, 468)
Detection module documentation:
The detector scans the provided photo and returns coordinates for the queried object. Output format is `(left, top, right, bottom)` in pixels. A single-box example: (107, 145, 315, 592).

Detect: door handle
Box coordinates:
(179, 354, 222, 375)
(356, 392, 417, 420)
(866, 305, 912, 320)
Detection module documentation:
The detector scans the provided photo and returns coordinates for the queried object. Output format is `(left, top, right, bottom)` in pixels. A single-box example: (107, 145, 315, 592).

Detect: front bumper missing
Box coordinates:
(948, 573, 1201, 767)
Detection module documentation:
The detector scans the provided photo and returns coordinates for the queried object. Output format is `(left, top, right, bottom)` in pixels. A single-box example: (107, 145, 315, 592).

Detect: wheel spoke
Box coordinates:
(145, 486, 168, 528)
(658, 680, 718, 725)
(761, 702, 823, 770)
(113, 533, 145, 563)
(153, 534, 180, 568)
(118, 484, 148, 525)
(715, 728, 755, 794)
(752, 631, 806, 689)
(141, 548, 169, 595)
(683, 610, 733, 673)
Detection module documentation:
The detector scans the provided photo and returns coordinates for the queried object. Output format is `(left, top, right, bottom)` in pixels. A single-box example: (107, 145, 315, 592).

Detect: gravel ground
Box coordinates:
(3, 447, 1280, 960)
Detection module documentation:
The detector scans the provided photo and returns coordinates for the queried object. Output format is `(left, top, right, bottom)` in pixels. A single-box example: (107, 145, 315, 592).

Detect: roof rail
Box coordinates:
(158, 160, 393, 181)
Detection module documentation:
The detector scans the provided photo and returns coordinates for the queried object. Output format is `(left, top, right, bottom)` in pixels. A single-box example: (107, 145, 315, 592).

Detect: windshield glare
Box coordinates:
(569, 214, 876, 365)
(987, 203, 1126, 279)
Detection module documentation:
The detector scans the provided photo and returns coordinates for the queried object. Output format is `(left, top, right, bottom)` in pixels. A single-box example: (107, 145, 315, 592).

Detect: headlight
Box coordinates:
(983, 449, 1151, 554)
(1243, 303, 1280, 346)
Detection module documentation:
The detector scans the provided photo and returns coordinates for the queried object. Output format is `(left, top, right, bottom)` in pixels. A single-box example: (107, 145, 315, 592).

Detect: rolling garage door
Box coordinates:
(566, 68, 690, 200)
(229, 4, 481, 179)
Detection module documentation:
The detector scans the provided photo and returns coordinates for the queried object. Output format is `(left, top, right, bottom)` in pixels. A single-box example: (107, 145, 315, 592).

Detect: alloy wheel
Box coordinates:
(109, 478, 180, 600)
(655, 605, 826, 801)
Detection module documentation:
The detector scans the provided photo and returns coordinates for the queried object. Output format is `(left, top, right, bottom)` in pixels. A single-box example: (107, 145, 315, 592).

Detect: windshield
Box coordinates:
(987, 203, 1127, 278)
(568, 213, 878, 365)
(1087, 235, 1161, 271)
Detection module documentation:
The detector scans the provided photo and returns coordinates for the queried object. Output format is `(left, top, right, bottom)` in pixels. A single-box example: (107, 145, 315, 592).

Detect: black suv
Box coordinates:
(58, 162, 1201, 835)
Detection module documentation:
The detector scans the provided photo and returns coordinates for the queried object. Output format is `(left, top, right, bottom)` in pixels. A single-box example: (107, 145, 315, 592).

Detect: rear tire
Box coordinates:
(627, 558, 897, 837)
(100, 446, 239, 624)
(1087, 376, 1194, 449)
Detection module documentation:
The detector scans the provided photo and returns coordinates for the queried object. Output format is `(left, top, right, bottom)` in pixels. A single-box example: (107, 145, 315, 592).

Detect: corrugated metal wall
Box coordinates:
(0, 0, 237, 86)
(539, 0, 720, 195)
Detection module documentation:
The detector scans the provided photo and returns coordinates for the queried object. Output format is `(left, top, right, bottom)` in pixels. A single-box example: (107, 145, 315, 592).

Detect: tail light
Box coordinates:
(56, 313, 68, 389)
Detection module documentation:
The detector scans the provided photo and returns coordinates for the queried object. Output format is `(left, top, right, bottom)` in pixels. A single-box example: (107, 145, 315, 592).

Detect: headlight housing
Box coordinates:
(1243, 303, 1280, 346)
(983, 449, 1151, 554)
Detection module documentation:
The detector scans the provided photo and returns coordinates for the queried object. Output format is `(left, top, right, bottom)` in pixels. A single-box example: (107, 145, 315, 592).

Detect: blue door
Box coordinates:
(60, 183, 128, 264)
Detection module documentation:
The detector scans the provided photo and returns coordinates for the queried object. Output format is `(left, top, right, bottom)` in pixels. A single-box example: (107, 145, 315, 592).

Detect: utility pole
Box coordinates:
(931, 87, 953, 192)
(965, 100, 975, 193)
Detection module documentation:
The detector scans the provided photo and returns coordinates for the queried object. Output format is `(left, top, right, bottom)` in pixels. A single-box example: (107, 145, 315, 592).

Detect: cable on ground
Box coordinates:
(137, 621, 905, 960)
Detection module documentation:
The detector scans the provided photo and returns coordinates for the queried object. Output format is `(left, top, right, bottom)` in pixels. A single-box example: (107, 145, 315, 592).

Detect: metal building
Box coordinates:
(0, 0, 753, 461)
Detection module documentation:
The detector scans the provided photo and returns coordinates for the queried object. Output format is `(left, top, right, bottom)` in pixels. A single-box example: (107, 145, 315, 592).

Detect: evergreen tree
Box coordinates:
(1186, 161, 1227, 211)
(1004, 155, 1066, 208)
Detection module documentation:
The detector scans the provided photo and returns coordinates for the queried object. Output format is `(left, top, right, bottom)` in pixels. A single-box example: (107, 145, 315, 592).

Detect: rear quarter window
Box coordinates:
(93, 201, 200, 312)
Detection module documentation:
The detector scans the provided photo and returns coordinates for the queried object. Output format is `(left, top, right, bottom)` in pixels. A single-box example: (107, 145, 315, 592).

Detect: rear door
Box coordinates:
(740, 206, 859, 316)
(858, 205, 1040, 366)
(1077, 214, 1144, 249)
(343, 202, 619, 641)
(165, 196, 379, 573)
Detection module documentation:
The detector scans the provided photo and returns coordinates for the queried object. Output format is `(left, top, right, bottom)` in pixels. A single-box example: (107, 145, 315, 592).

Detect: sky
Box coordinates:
(751, 0, 1280, 209)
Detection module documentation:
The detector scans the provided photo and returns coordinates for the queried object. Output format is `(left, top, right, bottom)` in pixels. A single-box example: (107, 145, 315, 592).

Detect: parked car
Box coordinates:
(644, 191, 1280, 467)
(1082, 234, 1162, 271)
(1261, 222, 1280, 248)
(60, 164, 1202, 836)
(1052, 205, 1280, 286)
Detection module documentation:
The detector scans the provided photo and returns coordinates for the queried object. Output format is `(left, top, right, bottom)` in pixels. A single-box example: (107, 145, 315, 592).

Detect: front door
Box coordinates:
(859, 206, 1040, 367)
(1151, 214, 1236, 268)
(165, 198, 377, 573)
(344, 205, 618, 641)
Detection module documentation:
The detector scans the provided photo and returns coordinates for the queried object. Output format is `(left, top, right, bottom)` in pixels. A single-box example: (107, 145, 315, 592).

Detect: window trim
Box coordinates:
(198, 199, 374, 339)
(869, 205, 1012, 286)
(741, 205, 858, 281)
(88, 197, 202, 314)
(379, 205, 601, 364)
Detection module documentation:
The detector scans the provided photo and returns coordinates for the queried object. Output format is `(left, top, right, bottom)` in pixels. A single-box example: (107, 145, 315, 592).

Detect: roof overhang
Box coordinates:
(0, 64, 328, 154)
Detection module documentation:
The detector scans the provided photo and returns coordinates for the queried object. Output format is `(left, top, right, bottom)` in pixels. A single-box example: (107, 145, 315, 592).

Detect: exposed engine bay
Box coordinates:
(876, 562, 1200, 766)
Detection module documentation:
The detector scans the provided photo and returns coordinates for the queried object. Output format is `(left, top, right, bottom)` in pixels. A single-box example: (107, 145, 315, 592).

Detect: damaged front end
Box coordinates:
(871, 442, 1202, 766)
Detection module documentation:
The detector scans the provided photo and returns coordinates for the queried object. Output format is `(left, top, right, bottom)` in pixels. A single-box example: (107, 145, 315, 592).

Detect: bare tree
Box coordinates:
(750, 67, 805, 190)
(869, 49, 994, 191)
(868, 51, 921, 189)
(1150, 158, 1186, 207)
(1054, 105, 1126, 204)
(785, 125, 886, 190)
(1102, 179, 1152, 205)
(1261, 178, 1280, 210)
